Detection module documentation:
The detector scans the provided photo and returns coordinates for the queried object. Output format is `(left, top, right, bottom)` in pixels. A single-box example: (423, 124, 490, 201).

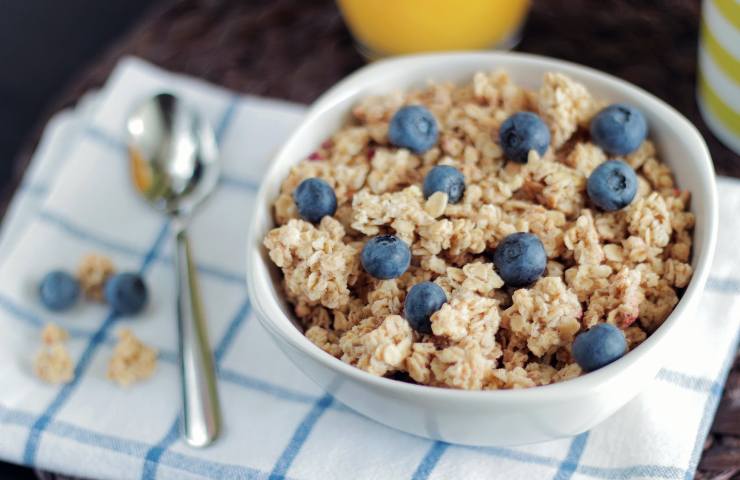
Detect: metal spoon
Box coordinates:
(126, 93, 221, 447)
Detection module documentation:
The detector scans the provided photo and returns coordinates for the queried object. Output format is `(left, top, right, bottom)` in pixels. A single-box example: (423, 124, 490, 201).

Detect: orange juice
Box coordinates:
(337, 0, 530, 57)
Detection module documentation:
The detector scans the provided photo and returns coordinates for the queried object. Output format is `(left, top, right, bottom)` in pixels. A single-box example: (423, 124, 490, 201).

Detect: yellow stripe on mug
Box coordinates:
(713, 0, 740, 31)
(699, 71, 740, 137)
(701, 19, 740, 85)
(698, 0, 740, 154)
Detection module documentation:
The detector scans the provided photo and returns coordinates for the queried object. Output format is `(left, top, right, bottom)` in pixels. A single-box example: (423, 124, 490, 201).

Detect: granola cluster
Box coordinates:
(264, 70, 694, 390)
(77, 253, 116, 302)
(107, 329, 158, 387)
(32, 323, 157, 387)
(33, 323, 74, 384)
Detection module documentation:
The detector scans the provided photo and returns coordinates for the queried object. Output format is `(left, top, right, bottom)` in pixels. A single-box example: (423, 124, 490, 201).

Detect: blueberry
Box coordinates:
(423, 165, 465, 203)
(590, 103, 647, 155)
(499, 112, 550, 163)
(493, 233, 547, 287)
(404, 282, 447, 334)
(293, 178, 337, 223)
(39, 270, 80, 311)
(388, 105, 439, 154)
(104, 273, 148, 315)
(572, 323, 627, 372)
(587, 160, 638, 211)
(361, 235, 411, 280)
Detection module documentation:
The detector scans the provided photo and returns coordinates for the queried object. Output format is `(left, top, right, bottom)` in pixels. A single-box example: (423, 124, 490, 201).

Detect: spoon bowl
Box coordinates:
(128, 93, 220, 217)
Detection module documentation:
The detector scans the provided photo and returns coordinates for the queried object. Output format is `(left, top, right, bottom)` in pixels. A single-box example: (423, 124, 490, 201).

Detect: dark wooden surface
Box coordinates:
(0, 0, 156, 186)
(3, 0, 738, 478)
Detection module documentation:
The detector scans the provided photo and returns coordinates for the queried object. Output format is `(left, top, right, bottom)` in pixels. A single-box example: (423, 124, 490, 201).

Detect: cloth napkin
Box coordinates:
(0, 57, 738, 480)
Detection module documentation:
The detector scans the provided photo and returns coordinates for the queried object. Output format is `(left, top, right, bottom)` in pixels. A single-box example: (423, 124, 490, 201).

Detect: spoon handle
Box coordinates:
(174, 226, 221, 447)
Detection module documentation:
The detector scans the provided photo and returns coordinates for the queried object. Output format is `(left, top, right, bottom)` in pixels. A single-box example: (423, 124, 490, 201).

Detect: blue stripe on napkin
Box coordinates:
(141, 298, 252, 480)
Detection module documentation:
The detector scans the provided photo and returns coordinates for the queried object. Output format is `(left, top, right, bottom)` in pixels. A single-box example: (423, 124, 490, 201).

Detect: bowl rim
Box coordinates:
(246, 51, 718, 403)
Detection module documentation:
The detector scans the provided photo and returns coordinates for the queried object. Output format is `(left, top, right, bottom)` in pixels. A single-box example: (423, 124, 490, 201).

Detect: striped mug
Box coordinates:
(697, 0, 740, 154)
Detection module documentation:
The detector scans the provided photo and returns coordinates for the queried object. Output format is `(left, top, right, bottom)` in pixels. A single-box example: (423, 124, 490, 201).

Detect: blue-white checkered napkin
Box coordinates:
(0, 57, 738, 480)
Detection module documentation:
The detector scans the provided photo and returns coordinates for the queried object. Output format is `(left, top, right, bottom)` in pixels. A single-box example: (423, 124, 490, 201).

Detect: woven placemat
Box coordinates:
(4, 1, 739, 478)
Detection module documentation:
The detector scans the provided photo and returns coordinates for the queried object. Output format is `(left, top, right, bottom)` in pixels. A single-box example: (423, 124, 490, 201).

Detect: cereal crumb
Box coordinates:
(424, 191, 449, 218)
(627, 192, 672, 249)
(406, 342, 436, 384)
(305, 326, 342, 357)
(624, 325, 648, 349)
(34, 345, 74, 384)
(431, 343, 497, 390)
(584, 267, 643, 328)
(34, 323, 73, 384)
(41, 323, 69, 345)
(263, 217, 359, 310)
(537, 72, 595, 148)
(565, 263, 612, 302)
(639, 281, 678, 331)
(107, 329, 157, 387)
(77, 253, 115, 301)
(431, 289, 501, 342)
(563, 210, 604, 265)
(339, 315, 413, 376)
(489, 367, 536, 389)
(564, 142, 605, 176)
(504, 277, 582, 357)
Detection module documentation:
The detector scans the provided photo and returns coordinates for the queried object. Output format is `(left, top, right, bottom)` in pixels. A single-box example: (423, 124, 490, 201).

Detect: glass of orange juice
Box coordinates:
(337, 0, 530, 58)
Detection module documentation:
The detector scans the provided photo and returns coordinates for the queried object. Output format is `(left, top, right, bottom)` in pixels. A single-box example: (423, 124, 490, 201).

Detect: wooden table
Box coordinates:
(4, 1, 739, 478)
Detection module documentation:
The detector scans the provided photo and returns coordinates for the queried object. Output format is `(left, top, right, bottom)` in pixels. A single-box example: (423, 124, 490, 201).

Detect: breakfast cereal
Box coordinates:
(263, 70, 694, 390)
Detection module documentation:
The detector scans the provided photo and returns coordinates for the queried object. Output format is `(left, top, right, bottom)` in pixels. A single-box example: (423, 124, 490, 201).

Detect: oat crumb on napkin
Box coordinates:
(77, 253, 116, 301)
(107, 328, 157, 387)
(34, 323, 74, 384)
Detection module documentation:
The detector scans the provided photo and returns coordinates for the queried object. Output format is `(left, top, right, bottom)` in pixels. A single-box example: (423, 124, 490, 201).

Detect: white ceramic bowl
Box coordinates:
(246, 52, 717, 447)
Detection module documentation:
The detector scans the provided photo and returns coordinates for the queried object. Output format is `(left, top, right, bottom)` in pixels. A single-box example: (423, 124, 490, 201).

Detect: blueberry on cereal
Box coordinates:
(590, 103, 647, 155)
(587, 160, 638, 211)
(572, 323, 627, 372)
(499, 112, 550, 163)
(388, 105, 439, 154)
(293, 178, 337, 223)
(492, 233, 547, 287)
(423, 165, 465, 203)
(39, 271, 80, 311)
(361, 235, 411, 280)
(404, 281, 447, 334)
(104, 272, 148, 315)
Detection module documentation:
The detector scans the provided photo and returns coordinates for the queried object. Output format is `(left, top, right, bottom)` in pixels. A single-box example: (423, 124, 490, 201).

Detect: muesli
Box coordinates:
(263, 70, 694, 390)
